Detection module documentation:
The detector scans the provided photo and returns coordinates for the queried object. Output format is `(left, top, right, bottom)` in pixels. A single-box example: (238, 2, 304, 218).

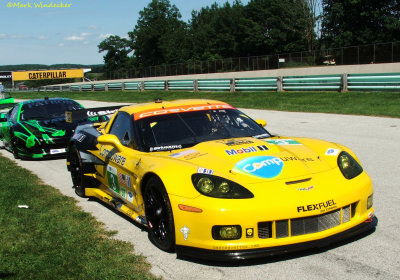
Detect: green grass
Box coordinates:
(11, 90, 400, 118)
(0, 155, 158, 280)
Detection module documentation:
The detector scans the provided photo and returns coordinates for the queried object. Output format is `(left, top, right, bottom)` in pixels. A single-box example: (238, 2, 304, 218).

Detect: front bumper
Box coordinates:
(176, 216, 377, 261)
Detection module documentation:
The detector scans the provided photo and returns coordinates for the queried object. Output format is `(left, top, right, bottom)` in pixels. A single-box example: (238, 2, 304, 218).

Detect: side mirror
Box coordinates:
(97, 134, 125, 153)
(255, 119, 267, 127)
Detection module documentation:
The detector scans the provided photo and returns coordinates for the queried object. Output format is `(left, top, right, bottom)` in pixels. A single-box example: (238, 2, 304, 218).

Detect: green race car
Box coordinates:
(0, 97, 114, 159)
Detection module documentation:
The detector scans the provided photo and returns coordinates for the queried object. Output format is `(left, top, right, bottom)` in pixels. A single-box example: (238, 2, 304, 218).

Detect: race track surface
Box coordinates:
(2, 100, 399, 280)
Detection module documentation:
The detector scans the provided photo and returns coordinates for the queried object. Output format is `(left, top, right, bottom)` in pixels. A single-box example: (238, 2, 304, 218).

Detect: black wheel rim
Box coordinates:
(145, 186, 170, 241)
(69, 150, 82, 187)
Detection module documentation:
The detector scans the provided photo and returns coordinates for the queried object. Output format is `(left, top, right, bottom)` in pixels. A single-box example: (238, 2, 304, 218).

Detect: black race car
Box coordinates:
(0, 97, 118, 159)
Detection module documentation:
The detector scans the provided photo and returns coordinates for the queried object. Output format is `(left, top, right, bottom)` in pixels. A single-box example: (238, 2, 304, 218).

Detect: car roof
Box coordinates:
(20, 97, 80, 106)
(119, 99, 233, 115)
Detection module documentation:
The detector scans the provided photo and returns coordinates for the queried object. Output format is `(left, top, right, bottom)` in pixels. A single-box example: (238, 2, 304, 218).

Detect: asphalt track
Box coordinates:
(1, 100, 399, 280)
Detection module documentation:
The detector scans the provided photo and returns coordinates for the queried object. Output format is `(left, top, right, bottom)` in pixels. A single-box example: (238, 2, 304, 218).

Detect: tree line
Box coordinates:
(98, 0, 399, 76)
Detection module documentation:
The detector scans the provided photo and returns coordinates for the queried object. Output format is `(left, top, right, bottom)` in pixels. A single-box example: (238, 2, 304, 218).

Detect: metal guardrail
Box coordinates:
(144, 81, 165, 90)
(347, 73, 400, 91)
(198, 79, 231, 91)
(37, 72, 400, 93)
(124, 82, 141, 90)
(168, 80, 194, 91)
(283, 74, 342, 91)
(235, 77, 278, 91)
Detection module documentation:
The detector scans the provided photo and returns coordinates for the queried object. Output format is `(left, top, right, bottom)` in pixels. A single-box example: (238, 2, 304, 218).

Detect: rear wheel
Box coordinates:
(144, 177, 175, 252)
(68, 145, 87, 197)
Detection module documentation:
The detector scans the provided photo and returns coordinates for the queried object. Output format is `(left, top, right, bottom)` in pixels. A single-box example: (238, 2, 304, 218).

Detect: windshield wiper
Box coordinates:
(253, 133, 270, 139)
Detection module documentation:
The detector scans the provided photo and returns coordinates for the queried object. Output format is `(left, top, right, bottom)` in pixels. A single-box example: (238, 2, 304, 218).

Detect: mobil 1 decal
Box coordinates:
(107, 165, 120, 194)
(233, 156, 284, 179)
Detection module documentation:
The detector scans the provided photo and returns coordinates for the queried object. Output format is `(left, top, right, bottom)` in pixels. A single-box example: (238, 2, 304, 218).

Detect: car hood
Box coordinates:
(19, 118, 77, 141)
(166, 136, 340, 184)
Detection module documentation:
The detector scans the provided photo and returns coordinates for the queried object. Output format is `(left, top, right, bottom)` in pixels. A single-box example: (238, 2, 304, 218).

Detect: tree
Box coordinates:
(321, 0, 400, 48)
(98, 35, 132, 74)
(242, 0, 310, 55)
(128, 0, 189, 68)
(189, 1, 248, 60)
(295, 0, 322, 52)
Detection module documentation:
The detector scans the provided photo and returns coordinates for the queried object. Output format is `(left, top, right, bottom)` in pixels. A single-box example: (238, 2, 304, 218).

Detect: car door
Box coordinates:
(99, 112, 143, 212)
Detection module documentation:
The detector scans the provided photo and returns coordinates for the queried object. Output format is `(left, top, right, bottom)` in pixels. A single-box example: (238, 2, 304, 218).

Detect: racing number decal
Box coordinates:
(106, 165, 136, 205)
(107, 165, 120, 194)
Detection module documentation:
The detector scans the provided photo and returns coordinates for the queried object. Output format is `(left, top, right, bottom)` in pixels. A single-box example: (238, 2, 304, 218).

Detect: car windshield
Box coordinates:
(136, 108, 271, 152)
(20, 99, 82, 120)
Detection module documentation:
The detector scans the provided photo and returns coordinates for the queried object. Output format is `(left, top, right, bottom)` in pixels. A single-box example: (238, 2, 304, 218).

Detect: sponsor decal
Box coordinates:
(72, 133, 85, 142)
(216, 139, 254, 146)
(13, 69, 84, 81)
(233, 156, 284, 179)
(246, 228, 254, 238)
(0, 71, 12, 80)
(197, 167, 213, 174)
(180, 225, 190, 241)
(225, 145, 268, 156)
(106, 165, 120, 194)
(170, 149, 198, 158)
(326, 148, 340, 156)
(127, 191, 135, 203)
(297, 186, 314, 191)
(87, 108, 119, 117)
(50, 148, 66, 155)
(120, 187, 127, 199)
(265, 139, 301, 145)
(134, 103, 234, 120)
(118, 172, 132, 188)
(150, 145, 182, 152)
(297, 199, 336, 213)
(280, 156, 314, 162)
(257, 145, 269, 151)
(169, 149, 207, 160)
(100, 147, 126, 165)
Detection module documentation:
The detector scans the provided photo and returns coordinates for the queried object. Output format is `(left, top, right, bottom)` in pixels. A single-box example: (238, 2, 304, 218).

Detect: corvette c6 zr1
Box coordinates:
(66, 99, 376, 261)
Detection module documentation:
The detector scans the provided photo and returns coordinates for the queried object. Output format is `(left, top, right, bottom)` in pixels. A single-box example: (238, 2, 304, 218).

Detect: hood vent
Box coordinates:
(285, 178, 311, 185)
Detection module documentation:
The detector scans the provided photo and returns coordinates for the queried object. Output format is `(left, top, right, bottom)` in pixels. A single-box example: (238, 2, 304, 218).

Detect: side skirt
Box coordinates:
(84, 188, 147, 226)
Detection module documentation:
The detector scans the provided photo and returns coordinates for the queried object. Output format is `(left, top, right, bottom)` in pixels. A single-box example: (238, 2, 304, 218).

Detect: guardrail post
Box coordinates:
(230, 78, 235, 92)
(105, 83, 109, 92)
(122, 82, 125, 91)
(91, 84, 94, 92)
(141, 81, 145, 91)
(194, 79, 198, 92)
(341, 74, 348, 92)
(165, 80, 169, 91)
(277, 76, 283, 92)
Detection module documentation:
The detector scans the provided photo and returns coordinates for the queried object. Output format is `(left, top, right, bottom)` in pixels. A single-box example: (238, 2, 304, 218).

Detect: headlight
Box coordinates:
(337, 151, 363, 179)
(191, 174, 254, 199)
(367, 194, 373, 209)
(212, 225, 242, 240)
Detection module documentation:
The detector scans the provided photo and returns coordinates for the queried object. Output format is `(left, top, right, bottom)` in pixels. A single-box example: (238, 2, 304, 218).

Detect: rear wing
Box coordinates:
(65, 105, 126, 123)
(0, 102, 17, 110)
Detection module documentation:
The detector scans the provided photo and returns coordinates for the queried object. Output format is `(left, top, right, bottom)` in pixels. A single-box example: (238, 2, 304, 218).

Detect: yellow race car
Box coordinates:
(66, 99, 376, 261)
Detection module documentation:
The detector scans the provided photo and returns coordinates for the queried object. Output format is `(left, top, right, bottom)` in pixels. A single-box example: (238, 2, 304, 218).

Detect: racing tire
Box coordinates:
(144, 177, 175, 252)
(68, 145, 88, 197)
(10, 131, 20, 159)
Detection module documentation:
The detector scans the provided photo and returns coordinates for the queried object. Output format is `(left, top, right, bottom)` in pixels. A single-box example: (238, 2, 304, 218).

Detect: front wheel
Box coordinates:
(10, 131, 19, 159)
(144, 177, 175, 252)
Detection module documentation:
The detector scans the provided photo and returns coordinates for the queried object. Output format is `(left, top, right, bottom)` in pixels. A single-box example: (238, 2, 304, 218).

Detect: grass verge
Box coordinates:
(0, 154, 157, 280)
(11, 90, 400, 118)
